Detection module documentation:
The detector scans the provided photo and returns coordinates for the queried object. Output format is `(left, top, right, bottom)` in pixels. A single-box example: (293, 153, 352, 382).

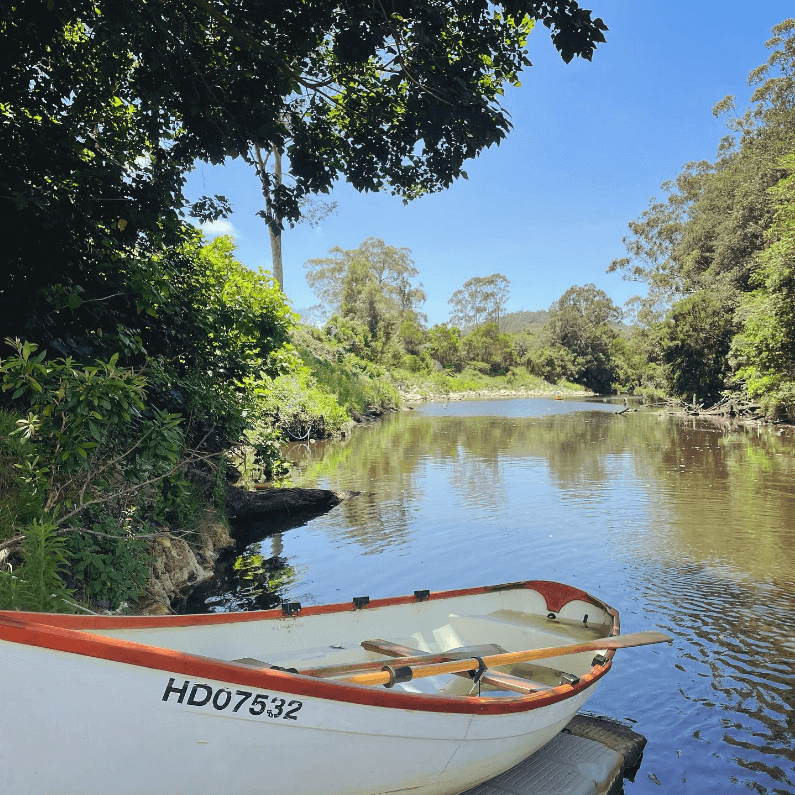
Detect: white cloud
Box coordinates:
(200, 218, 238, 238)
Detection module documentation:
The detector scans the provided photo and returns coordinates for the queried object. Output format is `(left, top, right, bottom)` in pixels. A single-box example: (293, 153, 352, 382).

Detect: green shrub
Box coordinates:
(0, 340, 192, 610)
(0, 410, 43, 542)
(292, 326, 401, 419)
(66, 511, 153, 607)
(253, 370, 350, 439)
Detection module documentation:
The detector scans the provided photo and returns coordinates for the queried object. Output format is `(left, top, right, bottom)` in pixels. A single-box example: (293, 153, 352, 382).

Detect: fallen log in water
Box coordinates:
(225, 484, 353, 519)
(189, 469, 356, 520)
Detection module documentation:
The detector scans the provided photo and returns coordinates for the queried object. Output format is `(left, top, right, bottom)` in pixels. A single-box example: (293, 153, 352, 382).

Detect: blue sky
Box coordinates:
(184, 2, 794, 326)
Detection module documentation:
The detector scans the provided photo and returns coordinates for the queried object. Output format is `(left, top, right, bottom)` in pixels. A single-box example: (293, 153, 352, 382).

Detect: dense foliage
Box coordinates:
(305, 237, 428, 368)
(1, 0, 610, 610)
(448, 274, 511, 330)
(0, 241, 396, 611)
(1, 0, 607, 349)
(300, 238, 624, 392)
(610, 19, 795, 418)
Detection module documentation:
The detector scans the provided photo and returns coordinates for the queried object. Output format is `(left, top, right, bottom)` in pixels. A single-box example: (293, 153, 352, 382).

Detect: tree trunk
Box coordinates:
(253, 145, 284, 291)
(269, 146, 283, 290)
(188, 468, 354, 520)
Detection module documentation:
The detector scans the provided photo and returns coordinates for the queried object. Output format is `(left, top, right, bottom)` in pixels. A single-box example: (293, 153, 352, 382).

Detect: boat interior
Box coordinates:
(70, 586, 616, 698)
(226, 598, 615, 697)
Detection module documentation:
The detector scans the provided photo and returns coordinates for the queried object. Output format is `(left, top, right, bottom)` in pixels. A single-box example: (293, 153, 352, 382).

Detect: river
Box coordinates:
(183, 397, 795, 795)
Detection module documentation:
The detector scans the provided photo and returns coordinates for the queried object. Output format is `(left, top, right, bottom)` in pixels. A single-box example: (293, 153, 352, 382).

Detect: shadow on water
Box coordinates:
(177, 506, 334, 613)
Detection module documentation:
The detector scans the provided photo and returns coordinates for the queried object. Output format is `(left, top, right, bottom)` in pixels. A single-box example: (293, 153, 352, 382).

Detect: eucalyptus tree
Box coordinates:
(607, 18, 795, 405)
(305, 238, 425, 318)
(448, 274, 511, 329)
(609, 18, 795, 317)
(305, 238, 426, 360)
(730, 154, 795, 419)
(248, 143, 337, 291)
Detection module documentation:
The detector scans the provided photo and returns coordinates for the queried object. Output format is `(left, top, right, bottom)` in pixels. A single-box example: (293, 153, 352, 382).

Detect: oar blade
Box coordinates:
(599, 630, 673, 649)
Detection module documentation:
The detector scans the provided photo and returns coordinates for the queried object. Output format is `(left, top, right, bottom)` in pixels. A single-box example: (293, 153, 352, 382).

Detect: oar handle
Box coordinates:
(340, 630, 672, 687)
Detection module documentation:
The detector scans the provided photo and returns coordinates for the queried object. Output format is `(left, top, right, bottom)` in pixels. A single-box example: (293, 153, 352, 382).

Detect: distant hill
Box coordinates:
(500, 310, 634, 337)
(500, 310, 549, 333)
(453, 309, 634, 336)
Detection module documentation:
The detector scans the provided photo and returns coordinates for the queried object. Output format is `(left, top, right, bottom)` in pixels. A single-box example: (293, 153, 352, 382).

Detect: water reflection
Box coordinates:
(182, 399, 795, 793)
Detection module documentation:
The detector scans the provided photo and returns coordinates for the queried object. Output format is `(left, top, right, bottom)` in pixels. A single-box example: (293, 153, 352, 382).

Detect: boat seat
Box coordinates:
(233, 657, 269, 668)
(447, 613, 594, 677)
(361, 639, 548, 695)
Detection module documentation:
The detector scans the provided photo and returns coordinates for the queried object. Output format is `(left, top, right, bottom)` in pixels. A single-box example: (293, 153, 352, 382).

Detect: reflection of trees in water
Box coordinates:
(440, 412, 633, 500)
(600, 416, 795, 581)
(446, 453, 505, 512)
(284, 410, 795, 573)
(180, 548, 300, 613)
(288, 411, 636, 541)
(335, 490, 417, 554)
(653, 421, 795, 579)
(286, 418, 431, 553)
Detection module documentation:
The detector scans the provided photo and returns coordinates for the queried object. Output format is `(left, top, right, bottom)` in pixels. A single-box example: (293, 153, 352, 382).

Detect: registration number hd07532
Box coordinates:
(162, 678, 303, 721)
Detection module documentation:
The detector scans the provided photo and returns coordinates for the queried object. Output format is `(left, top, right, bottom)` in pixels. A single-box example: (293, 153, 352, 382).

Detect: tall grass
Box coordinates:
(309, 356, 401, 417)
(292, 326, 402, 419)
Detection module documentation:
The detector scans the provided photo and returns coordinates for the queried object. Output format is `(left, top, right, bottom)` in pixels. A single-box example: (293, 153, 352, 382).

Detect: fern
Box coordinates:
(0, 518, 75, 612)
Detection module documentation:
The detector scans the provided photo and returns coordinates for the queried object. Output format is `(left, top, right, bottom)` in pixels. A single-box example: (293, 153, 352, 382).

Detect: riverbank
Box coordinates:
(140, 485, 358, 615)
(398, 384, 594, 404)
(401, 389, 595, 403)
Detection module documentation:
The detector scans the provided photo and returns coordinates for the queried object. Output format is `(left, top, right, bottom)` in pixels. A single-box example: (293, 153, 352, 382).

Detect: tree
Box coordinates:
(448, 274, 511, 329)
(607, 18, 795, 407)
(1, 1, 607, 343)
(248, 144, 337, 291)
(544, 284, 620, 393)
(606, 161, 711, 320)
(426, 324, 463, 371)
(305, 238, 425, 320)
(731, 154, 795, 419)
(658, 290, 737, 404)
(462, 322, 517, 375)
(609, 18, 795, 318)
(305, 238, 426, 362)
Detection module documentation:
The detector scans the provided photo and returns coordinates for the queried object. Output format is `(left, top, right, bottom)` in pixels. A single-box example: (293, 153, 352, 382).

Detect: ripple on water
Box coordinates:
(623, 560, 795, 794)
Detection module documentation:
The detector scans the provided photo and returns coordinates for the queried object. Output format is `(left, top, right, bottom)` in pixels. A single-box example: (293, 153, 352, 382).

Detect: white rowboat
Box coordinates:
(0, 579, 663, 795)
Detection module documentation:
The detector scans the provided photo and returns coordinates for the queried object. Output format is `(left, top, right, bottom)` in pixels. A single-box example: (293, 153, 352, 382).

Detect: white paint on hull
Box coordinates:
(0, 580, 619, 795)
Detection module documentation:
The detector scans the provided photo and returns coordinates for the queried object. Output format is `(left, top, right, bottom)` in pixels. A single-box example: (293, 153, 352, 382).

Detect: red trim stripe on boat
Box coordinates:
(0, 580, 619, 715)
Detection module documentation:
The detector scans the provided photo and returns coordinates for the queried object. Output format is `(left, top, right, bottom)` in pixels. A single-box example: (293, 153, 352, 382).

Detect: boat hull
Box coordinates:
(0, 580, 619, 795)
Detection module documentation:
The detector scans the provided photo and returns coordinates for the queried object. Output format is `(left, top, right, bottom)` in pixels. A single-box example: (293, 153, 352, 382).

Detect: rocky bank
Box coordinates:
(141, 485, 350, 614)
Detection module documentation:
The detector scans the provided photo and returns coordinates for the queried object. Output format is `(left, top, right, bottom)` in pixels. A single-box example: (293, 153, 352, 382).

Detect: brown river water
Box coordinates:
(183, 397, 795, 795)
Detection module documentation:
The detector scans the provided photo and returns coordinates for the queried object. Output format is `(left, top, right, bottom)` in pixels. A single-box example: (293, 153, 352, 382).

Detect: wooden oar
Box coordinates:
(361, 639, 546, 694)
(298, 643, 505, 678)
(339, 630, 672, 687)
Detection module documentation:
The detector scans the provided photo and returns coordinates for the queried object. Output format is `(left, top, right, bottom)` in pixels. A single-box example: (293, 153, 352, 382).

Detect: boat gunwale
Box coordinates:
(0, 580, 620, 716)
